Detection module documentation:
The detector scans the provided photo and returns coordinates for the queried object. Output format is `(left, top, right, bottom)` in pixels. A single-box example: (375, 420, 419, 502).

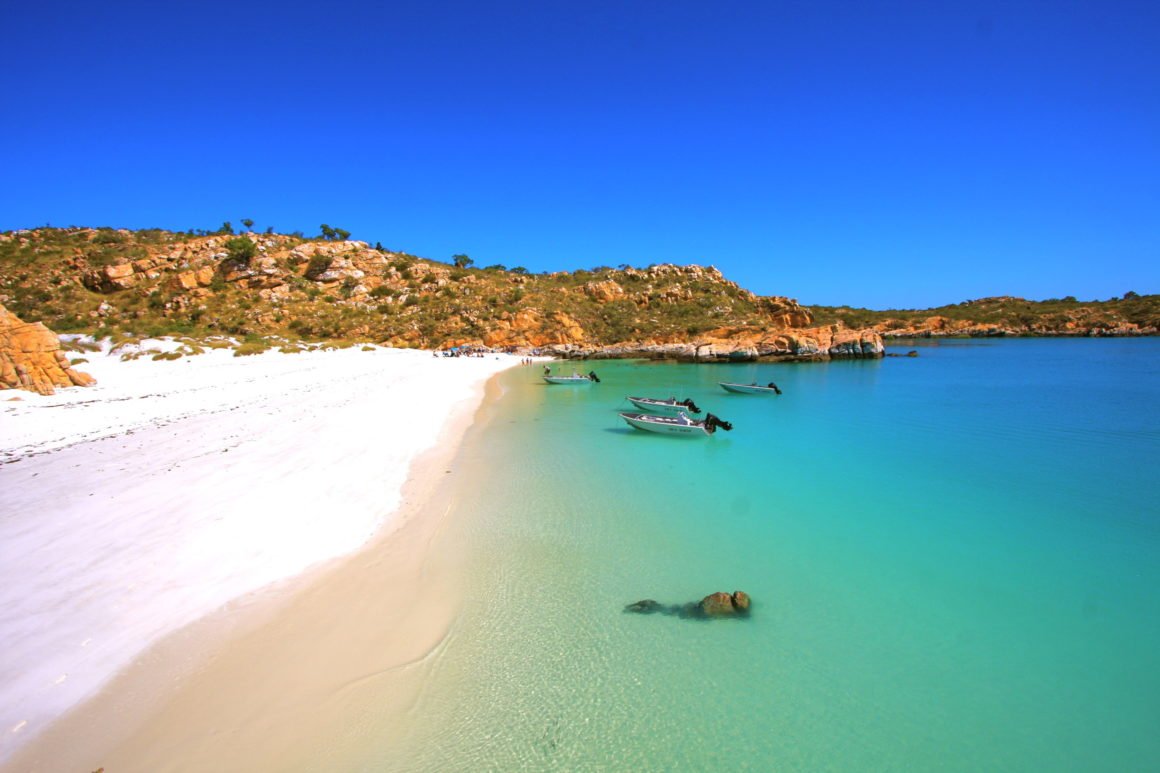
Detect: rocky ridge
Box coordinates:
(0, 227, 885, 362)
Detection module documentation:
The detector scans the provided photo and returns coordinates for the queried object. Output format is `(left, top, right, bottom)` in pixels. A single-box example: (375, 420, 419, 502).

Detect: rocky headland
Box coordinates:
(3, 226, 1152, 380)
(0, 227, 885, 364)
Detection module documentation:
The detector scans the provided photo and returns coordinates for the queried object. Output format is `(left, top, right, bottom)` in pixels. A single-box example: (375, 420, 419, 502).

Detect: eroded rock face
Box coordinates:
(552, 325, 885, 362)
(83, 262, 137, 292)
(0, 304, 96, 395)
(583, 279, 626, 302)
(482, 309, 589, 348)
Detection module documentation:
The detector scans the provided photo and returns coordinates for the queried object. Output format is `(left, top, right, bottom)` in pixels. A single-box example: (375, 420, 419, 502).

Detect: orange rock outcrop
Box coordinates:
(0, 304, 96, 395)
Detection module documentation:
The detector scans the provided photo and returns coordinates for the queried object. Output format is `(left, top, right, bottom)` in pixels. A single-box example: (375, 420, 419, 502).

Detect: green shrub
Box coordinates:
(233, 342, 269, 356)
(93, 229, 125, 245)
(306, 254, 333, 278)
(225, 236, 257, 264)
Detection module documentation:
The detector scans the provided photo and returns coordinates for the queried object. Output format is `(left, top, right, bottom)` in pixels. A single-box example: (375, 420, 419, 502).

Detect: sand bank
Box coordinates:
(0, 344, 521, 768)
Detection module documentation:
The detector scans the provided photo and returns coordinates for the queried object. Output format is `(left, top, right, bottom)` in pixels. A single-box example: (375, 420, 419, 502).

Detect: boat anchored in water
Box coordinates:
(625, 396, 702, 416)
(719, 381, 781, 395)
(618, 411, 733, 436)
(543, 369, 600, 385)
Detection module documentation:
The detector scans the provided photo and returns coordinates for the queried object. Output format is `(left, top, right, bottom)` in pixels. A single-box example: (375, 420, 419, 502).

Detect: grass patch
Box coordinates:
(233, 342, 270, 357)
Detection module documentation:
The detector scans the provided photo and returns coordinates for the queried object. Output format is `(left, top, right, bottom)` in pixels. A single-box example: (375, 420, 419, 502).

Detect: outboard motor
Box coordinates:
(704, 413, 733, 434)
(588, 371, 601, 383)
(767, 382, 782, 395)
(680, 399, 702, 414)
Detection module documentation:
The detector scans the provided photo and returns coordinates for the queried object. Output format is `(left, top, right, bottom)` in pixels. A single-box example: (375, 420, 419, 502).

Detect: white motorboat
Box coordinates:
(618, 411, 732, 436)
(719, 381, 781, 395)
(625, 396, 702, 416)
(543, 370, 600, 385)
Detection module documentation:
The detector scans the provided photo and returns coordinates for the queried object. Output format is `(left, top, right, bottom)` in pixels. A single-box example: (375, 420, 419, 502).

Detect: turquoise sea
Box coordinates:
(376, 338, 1160, 771)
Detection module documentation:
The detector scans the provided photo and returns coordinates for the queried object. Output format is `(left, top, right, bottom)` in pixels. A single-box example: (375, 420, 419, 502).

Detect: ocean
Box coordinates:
(364, 338, 1160, 771)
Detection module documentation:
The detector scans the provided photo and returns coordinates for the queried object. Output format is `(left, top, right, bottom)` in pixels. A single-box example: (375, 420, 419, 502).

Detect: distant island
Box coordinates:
(813, 294, 1156, 338)
(0, 226, 1154, 364)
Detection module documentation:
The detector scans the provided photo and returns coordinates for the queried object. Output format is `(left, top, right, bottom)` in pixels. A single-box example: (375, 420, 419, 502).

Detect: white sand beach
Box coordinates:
(0, 343, 520, 768)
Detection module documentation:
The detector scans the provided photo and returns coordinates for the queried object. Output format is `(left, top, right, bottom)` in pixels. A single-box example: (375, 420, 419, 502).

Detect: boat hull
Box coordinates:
(544, 376, 593, 385)
(626, 397, 697, 416)
(618, 412, 708, 436)
(719, 382, 779, 395)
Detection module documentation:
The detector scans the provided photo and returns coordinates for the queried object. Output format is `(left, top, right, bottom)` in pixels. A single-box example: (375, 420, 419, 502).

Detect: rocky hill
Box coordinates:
(0, 227, 882, 362)
(813, 294, 1158, 337)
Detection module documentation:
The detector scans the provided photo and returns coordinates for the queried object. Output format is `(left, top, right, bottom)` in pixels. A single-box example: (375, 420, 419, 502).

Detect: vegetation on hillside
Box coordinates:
(0, 226, 809, 347)
(812, 294, 1158, 335)
(1, 226, 1153, 346)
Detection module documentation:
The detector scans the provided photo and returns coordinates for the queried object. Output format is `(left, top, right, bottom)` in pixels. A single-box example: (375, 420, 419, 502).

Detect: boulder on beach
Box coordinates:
(0, 303, 96, 395)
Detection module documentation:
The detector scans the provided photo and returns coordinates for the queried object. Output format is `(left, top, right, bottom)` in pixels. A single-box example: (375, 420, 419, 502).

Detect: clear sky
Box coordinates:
(2, 0, 1157, 308)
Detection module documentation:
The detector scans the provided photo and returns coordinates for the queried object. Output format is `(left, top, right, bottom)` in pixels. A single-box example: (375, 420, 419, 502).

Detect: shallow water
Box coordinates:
(368, 339, 1160, 771)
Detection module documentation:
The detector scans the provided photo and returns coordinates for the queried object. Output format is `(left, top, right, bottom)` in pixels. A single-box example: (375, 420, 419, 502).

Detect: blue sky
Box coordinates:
(2, 0, 1157, 308)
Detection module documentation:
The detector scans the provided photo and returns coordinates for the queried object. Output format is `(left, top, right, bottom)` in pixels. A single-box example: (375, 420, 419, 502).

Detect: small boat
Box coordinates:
(618, 411, 733, 436)
(625, 396, 702, 416)
(544, 370, 600, 385)
(719, 381, 781, 395)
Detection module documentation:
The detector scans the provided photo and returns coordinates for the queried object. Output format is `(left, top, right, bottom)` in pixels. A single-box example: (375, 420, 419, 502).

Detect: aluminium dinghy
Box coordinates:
(544, 370, 601, 385)
(618, 411, 733, 437)
(719, 381, 781, 395)
(625, 396, 702, 416)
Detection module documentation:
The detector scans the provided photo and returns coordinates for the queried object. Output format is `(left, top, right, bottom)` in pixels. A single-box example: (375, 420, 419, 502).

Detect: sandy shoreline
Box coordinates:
(0, 344, 522, 770)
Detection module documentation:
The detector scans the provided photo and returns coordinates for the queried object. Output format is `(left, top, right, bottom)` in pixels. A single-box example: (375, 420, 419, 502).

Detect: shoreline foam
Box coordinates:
(0, 345, 520, 767)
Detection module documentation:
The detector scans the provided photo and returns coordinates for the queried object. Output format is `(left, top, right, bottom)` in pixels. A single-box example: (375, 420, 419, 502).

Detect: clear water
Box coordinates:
(372, 339, 1160, 771)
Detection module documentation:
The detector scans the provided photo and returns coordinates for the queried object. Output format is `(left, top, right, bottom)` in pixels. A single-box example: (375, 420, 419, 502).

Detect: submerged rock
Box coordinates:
(699, 592, 736, 616)
(625, 591, 752, 619)
(624, 599, 663, 613)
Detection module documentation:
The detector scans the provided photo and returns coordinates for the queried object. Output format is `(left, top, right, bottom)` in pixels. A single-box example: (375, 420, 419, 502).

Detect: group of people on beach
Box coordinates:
(433, 349, 488, 358)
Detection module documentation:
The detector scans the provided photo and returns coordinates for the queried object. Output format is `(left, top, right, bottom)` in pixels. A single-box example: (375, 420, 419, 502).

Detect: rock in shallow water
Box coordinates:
(625, 591, 752, 619)
(699, 592, 736, 616)
(624, 599, 663, 613)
